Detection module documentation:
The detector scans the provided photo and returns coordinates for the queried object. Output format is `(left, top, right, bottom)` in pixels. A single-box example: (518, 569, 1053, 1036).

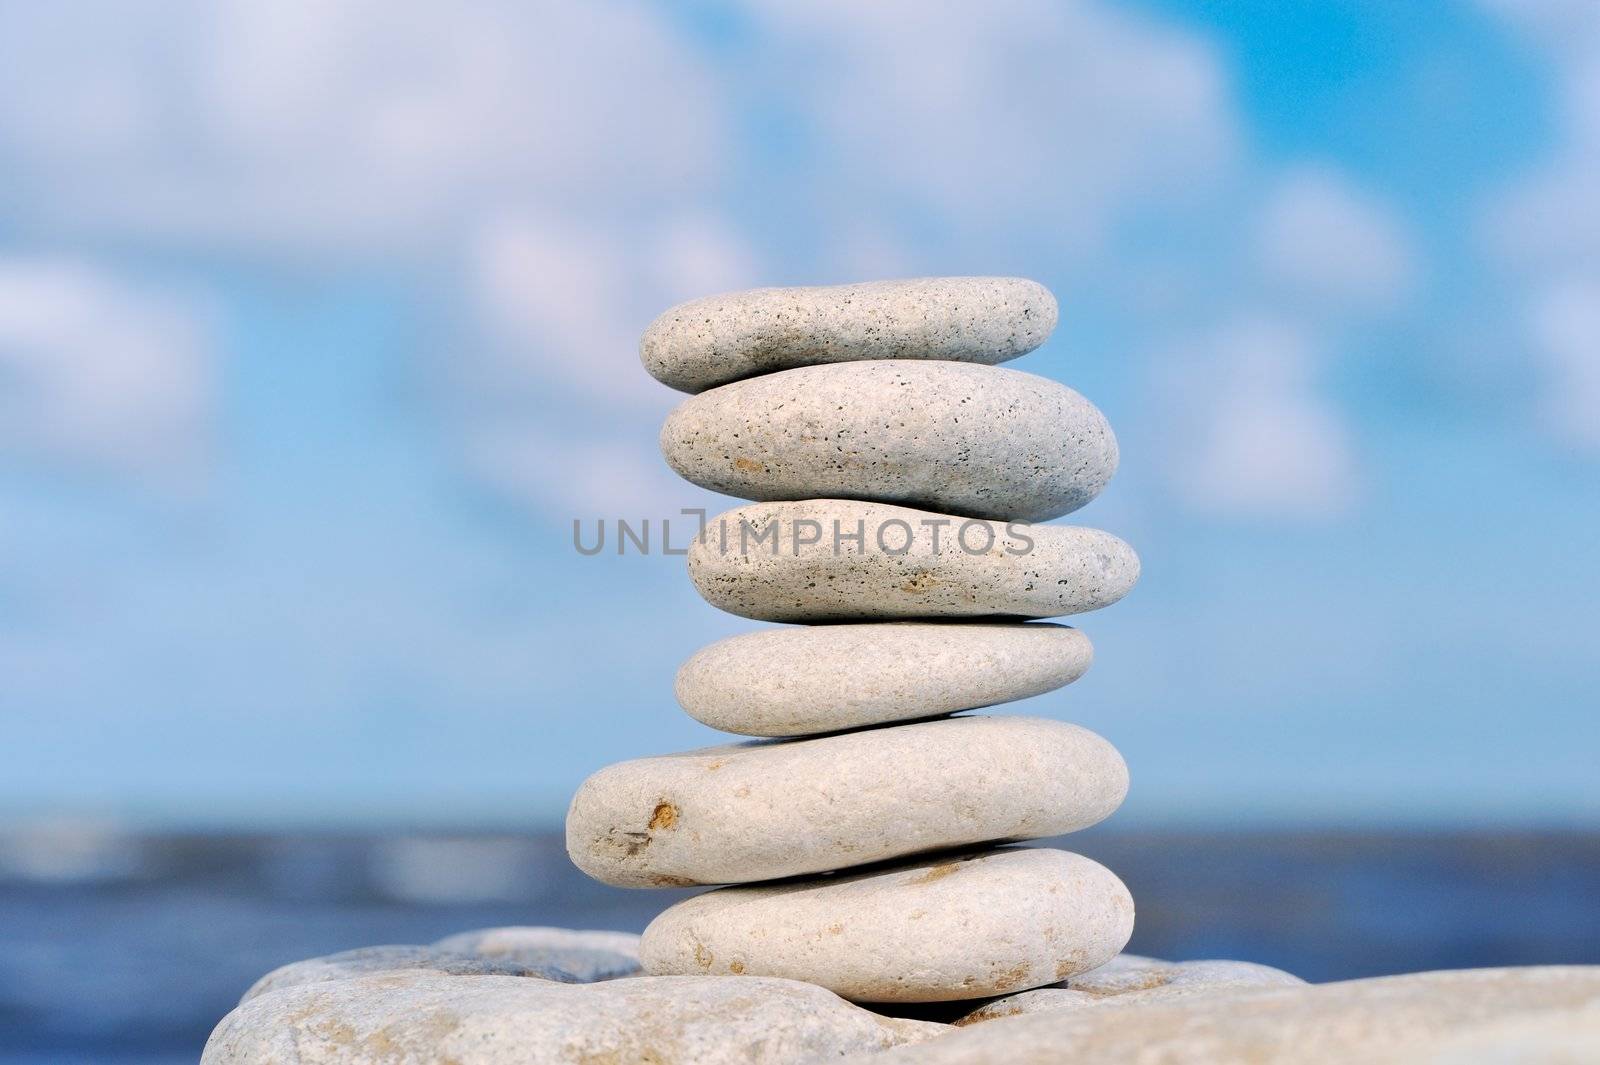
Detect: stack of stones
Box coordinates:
(566, 277, 1141, 1005)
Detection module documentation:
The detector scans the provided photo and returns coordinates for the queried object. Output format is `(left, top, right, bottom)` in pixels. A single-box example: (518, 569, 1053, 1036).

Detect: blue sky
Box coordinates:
(0, 1, 1596, 827)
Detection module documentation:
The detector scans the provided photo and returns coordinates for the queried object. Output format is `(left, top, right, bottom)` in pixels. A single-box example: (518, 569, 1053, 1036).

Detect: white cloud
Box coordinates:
(0, 0, 741, 512)
(0, 259, 212, 489)
(0, 0, 1379, 523)
(468, 210, 760, 409)
(454, 207, 760, 514)
(0, 0, 725, 257)
(464, 425, 695, 520)
(1254, 166, 1416, 313)
(1529, 278, 1600, 451)
(744, 0, 1239, 257)
(1152, 316, 1358, 518)
(470, 217, 653, 407)
(1478, 0, 1600, 455)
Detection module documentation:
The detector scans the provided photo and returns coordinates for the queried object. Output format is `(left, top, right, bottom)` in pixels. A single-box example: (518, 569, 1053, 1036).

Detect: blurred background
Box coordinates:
(1, 1, 1597, 1062)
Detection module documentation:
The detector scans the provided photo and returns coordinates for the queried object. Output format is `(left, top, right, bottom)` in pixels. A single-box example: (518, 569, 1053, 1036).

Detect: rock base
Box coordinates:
(203, 928, 1600, 1064)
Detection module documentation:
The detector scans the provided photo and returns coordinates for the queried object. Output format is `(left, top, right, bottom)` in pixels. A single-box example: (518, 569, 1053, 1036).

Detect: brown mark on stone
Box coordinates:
(729, 960, 745, 974)
(703, 759, 727, 771)
(826, 923, 845, 936)
(1056, 949, 1092, 984)
(992, 964, 1032, 993)
(733, 458, 763, 473)
(693, 941, 714, 970)
(1094, 968, 1173, 993)
(648, 802, 679, 830)
(613, 830, 652, 857)
(899, 572, 939, 593)
(912, 861, 961, 884)
(648, 874, 696, 888)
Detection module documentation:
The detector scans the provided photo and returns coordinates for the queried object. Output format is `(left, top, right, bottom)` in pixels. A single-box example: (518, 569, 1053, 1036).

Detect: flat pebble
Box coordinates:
(955, 956, 1304, 1024)
(662, 361, 1115, 522)
(1069, 955, 1303, 996)
(566, 715, 1127, 887)
(688, 499, 1139, 622)
(852, 966, 1600, 1064)
(641, 847, 1133, 1003)
(641, 277, 1057, 393)
(240, 946, 572, 1002)
(205, 971, 947, 1064)
(676, 622, 1092, 736)
(431, 926, 641, 981)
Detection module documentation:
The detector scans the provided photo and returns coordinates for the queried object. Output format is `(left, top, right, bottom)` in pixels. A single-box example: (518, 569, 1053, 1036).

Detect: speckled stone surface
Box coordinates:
(851, 967, 1600, 1064)
(661, 361, 1116, 522)
(954, 956, 1304, 1024)
(205, 971, 948, 1064)
(565, 716, 1127, 887)
(687, 499, 1139, 622)
(240, 946, 575, 1003)
(431, 927, 642, 981)
(675, 622, 1092, 736)
(640, 847, 1133, 1003)
(641, 277, 1057, 393)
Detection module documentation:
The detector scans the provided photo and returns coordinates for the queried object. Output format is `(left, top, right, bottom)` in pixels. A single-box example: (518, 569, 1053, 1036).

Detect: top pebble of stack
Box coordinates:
(641, 276, 1057, 393)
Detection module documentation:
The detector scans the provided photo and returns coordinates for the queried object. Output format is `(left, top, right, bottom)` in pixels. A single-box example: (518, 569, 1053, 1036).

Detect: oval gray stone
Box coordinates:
(676, 622, 1092, 736)
(688, 500, 1139, 622)
(661, 361, 1115, 522)
(641, 276, 1058, 393)
(1068, 955, 1303, 997)
(955, 957, 1305, 1024)
(854, 966, 1600, 1064)
(240, 946, 572, 1003)
(431, 927, 642, 982)
(565, 715, 1127, 887)
(640, 847, 1134, 1003)
(205, 971, 948, 1064)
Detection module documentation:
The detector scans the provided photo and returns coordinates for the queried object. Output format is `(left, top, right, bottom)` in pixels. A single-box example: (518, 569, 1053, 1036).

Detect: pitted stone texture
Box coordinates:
(240, 946, 572, 1003)
(688, 500, 1139, 622)
(205, 971, 948, 1064)
(676, 622, 1092, 736)
(661, 361, 1116, 522)
(641, 847, 1133, 1003)
(853, 967, 1600, 1064)
(955, 956, 1304, 1024)
(431, 927, 641, 981)
(641, 276, 1057, 393)
(565, 716, 1126, 887)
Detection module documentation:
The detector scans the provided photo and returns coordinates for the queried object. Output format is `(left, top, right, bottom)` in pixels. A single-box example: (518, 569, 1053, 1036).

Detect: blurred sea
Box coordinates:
(2, 825, 1596, 1065)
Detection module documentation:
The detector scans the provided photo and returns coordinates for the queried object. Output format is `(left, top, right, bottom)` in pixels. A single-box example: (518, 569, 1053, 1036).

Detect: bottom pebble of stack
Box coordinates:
(640, 846, 1134, 1003)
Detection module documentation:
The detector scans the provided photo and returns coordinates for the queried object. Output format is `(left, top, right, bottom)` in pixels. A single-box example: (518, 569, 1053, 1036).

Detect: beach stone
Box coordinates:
(955, 956, 1304, 1024)
(566, 716, 1127, 887)
(431, 926, 641, 981)
(1424, 1001, 1600, 1063)
(852, 966, 1600, 1064)
(676, 622, 1092, 736)
(641, 847, 1133, 1003)
(661, 361, 1115, 522)
(1068, 954, 1302, 996)
(688, 499, 1139, 622)
(641, 276, 1057, 393)
(239, 946, 573, 1003)
(204, 971, 948, 1064)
